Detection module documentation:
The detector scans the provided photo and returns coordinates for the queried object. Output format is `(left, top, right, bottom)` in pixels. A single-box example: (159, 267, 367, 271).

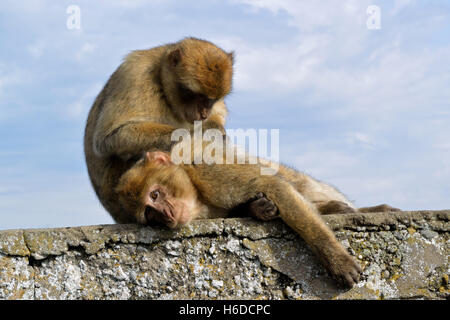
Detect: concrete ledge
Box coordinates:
(0, 210, 448, 299)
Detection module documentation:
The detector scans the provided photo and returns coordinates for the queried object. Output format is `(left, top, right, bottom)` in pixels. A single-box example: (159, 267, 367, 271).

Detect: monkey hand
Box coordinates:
(202, 117, 226, 136)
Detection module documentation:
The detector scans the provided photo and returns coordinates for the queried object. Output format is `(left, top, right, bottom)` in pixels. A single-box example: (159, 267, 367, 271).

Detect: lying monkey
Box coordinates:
(115, 151, 278, 228)
(115, 150, 399, 286)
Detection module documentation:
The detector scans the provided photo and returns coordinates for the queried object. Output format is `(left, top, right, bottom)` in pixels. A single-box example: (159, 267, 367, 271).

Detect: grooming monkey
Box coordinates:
(84, 37, 396, 286)
(85, 37, 234, 223)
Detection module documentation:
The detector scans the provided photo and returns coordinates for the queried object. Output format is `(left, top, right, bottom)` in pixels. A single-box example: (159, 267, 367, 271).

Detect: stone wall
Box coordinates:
(0, 210, 448, 300)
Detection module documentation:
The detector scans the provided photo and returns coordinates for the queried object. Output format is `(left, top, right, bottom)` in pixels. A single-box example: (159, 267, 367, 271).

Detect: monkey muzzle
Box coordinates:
(199, 108, 210, 120)
(196, 104, 213, 121)
(144, 206, 176, 227)
(197, 97, 215, 120)
(184, 106, 211, 122)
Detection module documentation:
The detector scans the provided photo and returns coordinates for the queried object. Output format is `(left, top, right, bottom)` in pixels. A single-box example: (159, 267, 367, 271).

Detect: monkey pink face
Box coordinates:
(143, 183, 193, 228)
(116, 151, 201, 228)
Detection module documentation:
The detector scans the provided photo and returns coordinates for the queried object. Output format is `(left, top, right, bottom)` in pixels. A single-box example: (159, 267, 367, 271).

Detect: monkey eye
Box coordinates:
(150, 190, 160, 201)
(197, 94, 216, 108)
(177, 83, 196, 102)
(207, 97, 217, 108)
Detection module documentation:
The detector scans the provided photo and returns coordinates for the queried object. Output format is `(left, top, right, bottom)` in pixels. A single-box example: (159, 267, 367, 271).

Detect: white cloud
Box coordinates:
(289, 150, 360, 179)
(66, 82, 103, 118)
(390, 0, 414, 15)
(27, 41, 46, 59)
(346, 132, 374, 149)
(229, 0, 450, 120)
(0, 63, 31, 97)
(111, 0, 163, 8)
(433, 143, 450, 151)
(234, 0, 371, 31)
(75, 42, 97, 62)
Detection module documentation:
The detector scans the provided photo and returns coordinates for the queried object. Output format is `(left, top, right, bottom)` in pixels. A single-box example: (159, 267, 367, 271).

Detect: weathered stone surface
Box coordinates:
(0, 210, 448, 300)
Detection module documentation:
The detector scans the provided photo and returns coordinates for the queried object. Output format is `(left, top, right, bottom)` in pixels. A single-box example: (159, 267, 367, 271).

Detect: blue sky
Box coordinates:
(0, 0, 449, 229)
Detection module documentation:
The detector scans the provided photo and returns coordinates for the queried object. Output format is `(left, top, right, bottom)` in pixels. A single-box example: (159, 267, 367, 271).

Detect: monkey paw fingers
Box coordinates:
(327, 252, 362, 288)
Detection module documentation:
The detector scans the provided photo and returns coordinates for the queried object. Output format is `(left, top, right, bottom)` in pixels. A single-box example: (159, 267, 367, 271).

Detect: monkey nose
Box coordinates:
(200, 108, 209, 120)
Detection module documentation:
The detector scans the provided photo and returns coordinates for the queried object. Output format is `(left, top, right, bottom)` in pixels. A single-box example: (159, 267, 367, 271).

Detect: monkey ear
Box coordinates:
(168, 49, 182, 67)
(227, 51, 235, 65)
(144, 151, 172, 165)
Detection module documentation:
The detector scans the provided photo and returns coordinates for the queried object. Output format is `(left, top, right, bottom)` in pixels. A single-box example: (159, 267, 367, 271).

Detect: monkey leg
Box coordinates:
(276, 164, 357, 214)
(358, 204, 401, 213)
(316, 200, 357, 215)
(183, 164, 361, 287)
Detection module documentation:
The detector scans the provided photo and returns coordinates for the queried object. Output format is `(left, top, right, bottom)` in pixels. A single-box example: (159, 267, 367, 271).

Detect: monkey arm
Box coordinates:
(94, 122, 177, 160)
(182, 163, 361, 287)
(262, 181, 361, 286)
(201, 100, 228, 134)
(202, 114, 226, 134)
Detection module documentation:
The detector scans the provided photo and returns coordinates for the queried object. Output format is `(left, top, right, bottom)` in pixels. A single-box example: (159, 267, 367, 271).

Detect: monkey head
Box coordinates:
(115, 151, 201, 228)
(161, 37, 233, 122)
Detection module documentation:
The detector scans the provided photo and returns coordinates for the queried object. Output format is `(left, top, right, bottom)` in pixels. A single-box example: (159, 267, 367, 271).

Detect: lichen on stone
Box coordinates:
(0, 210, 448, 300)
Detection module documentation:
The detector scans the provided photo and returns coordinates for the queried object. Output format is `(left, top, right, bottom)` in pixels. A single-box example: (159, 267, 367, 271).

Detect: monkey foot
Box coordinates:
(334, 256, 362, 288)
(248, 192, 279, 221)
(318, 200, 357, 215)
(358, 204, 401, 213)
(322, 249, 362, 287)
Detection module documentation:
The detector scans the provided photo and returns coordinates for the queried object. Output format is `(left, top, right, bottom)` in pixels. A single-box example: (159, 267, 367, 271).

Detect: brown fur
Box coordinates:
(84, 37, 367, 286)
(115, 152, 203, 227)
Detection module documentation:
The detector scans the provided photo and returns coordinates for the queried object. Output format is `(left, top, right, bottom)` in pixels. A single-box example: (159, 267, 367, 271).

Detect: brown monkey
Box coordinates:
(84, 37, 383, 286)
(115, 150, 397, 228)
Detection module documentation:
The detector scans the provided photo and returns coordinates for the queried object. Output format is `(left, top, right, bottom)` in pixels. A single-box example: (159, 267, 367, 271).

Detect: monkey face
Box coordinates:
(142, 183, 194, 228)
(162, 38, 233, 123)
(176, 82, 217, 122)
(116, 151, 201, 228)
